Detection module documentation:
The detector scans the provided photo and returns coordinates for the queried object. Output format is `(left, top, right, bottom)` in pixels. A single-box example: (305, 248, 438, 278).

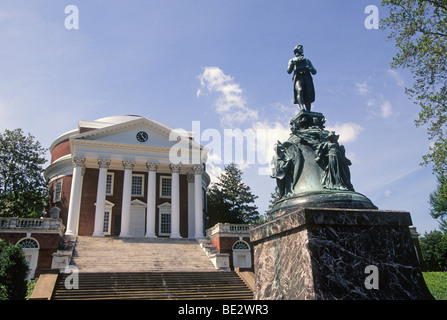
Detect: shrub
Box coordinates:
(419, 231, 447, 271)
(0, 241, 29, 300)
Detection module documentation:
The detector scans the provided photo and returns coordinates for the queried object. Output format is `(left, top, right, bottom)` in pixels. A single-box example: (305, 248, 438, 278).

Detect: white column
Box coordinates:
(77, 167, 86, 234)
(192, 164, 205, 238)
(119, 160, 135, 238)
(145, 161, 158, 238)
(187, 173, 195, 238)
(170, 163, 182, 238)
(66, 156, 85, 236)
(92, 158, 111, 237)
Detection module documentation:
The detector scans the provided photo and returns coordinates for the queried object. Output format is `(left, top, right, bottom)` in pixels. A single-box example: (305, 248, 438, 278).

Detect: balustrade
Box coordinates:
(0, 217, 64, 232)
(206, 223, 253, 237)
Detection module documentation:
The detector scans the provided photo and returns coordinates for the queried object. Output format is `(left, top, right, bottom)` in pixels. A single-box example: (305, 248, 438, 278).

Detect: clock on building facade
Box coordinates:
(136, 131, 148, 142)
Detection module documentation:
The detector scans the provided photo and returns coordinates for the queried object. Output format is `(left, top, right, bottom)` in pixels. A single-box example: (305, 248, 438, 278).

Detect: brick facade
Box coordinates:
(50, 140, 70, 164)
(210, 235, 254, 270)
(0, 232, 61, 274)
(48, 175, 72, 226)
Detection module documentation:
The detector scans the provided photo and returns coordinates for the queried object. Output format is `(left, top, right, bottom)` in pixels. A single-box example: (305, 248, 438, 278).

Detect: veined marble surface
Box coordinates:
(251, 208, 433, 300)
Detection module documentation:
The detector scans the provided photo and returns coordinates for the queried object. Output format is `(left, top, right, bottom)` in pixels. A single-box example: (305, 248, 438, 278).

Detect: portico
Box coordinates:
(45, 116, 210, 239)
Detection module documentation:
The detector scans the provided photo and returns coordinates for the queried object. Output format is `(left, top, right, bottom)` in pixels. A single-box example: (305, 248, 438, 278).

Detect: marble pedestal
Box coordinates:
(250, 207, 433, 300)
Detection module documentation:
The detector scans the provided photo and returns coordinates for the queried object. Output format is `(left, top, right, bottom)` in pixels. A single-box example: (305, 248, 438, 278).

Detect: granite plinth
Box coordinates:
(250, 207, 433, 300)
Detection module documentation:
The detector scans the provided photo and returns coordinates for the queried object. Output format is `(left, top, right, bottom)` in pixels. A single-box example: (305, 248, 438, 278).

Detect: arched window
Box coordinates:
(232, 240, 250, 251)
(17, 238, 39, 249)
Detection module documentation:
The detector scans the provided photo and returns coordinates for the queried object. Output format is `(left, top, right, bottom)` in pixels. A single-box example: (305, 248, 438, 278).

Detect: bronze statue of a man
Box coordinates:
(287, 45, 317, 112)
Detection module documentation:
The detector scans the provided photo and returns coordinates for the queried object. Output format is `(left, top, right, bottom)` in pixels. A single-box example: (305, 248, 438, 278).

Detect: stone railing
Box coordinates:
(206, 223, 254, 237)
(0, 217, 65, 234)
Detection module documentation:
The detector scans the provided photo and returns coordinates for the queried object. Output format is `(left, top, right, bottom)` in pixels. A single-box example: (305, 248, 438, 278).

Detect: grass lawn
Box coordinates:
(423, 272, 447, 300)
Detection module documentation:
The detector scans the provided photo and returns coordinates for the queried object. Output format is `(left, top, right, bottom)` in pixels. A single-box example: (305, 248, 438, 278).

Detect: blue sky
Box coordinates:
(0, 0, 440, 233)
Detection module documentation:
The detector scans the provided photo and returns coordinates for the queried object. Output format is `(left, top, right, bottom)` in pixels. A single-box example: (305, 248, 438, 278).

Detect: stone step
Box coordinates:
(52, 272, 253, 300)
(70, 236, 217, 273)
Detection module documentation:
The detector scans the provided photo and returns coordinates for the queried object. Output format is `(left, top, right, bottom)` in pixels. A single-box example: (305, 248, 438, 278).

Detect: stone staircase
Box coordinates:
(52, 271, 253, 300)
(70, 236, 217, 272)
(198, 238, 231, 271)
(47, 236, 253, 300)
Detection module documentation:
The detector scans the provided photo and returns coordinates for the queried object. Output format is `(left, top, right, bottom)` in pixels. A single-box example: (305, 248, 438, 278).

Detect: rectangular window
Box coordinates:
(160, 213, 171, 235)
(131, 174, 144, 197)
(160, 176, 172, 198)
(103, 211, 111, 235)
(106, 173, 114, 196)
(53, 180, 63, 203)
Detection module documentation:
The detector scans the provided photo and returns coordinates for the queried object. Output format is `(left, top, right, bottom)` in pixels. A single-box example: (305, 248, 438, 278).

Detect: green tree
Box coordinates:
(429, 173, 447, 232)
(419, 230, 447, 271)
(264, 186, 281, 221)
(0, 129, 48, 218)
(0, 241, 29, 300)
(207, 163, 259, 227)
(381, 1, 447, 230)
(381, 0, 447, 174)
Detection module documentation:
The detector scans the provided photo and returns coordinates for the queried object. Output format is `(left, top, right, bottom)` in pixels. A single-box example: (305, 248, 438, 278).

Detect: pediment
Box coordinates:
(94, 200, 115, 208)
(131, 199, 147, 207)
(71, 117, 187, 149)
(157, 202, 171, 209)
(71, 117, 205, 150)
(68, 116, 208, 167)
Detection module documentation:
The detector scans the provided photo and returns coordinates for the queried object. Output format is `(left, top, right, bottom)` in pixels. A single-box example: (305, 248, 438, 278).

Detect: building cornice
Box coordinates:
(44, 155, 73, 181)
(49, 129, 79, 152)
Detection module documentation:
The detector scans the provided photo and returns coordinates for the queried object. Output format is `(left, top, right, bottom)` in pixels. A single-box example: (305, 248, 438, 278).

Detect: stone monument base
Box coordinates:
(269, 190, 377, 220)
(250, 207, 433, 300)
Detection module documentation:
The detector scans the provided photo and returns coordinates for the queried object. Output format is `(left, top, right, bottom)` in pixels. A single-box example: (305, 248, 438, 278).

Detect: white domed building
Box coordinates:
(44, 115, 210, 239)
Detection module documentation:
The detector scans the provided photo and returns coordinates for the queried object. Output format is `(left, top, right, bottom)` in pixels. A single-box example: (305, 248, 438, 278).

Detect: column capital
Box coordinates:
(192, 164, 205, 175)
(146, 161, 159, 172)
(72, 156, 85, 167)
(98, 158, 111, 169)
(170, 163, 182, 173)
(187, 172, 195, 183)
(122, 160, 135, 170)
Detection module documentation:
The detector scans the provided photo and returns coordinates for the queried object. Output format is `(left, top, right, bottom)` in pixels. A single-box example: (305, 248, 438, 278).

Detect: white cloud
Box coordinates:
(364, 97, 394, 119)
(325, 122, 364, 144)
(355, 82, 370, 96)
(207, 163, 224, 184)
(272, 102, 296, 121)
(251, 121, 291, 175)
(380, 100, 393, 119)
(387, 69, 405, 87)
(197, 67, 258, 125)
(206, 152, 223, 165)
(237, 161, 251, 171)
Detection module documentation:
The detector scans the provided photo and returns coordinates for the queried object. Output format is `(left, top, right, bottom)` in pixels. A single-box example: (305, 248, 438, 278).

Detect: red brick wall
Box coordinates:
(50, 140, 71, 164)
(155, 173, 189, 238)
(110, 170, 124, 236)
(47, 175, 72, 227)
(210, 235, 254, 270)
(78, 168, 98, 236)
(0, 232, 61, 271)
